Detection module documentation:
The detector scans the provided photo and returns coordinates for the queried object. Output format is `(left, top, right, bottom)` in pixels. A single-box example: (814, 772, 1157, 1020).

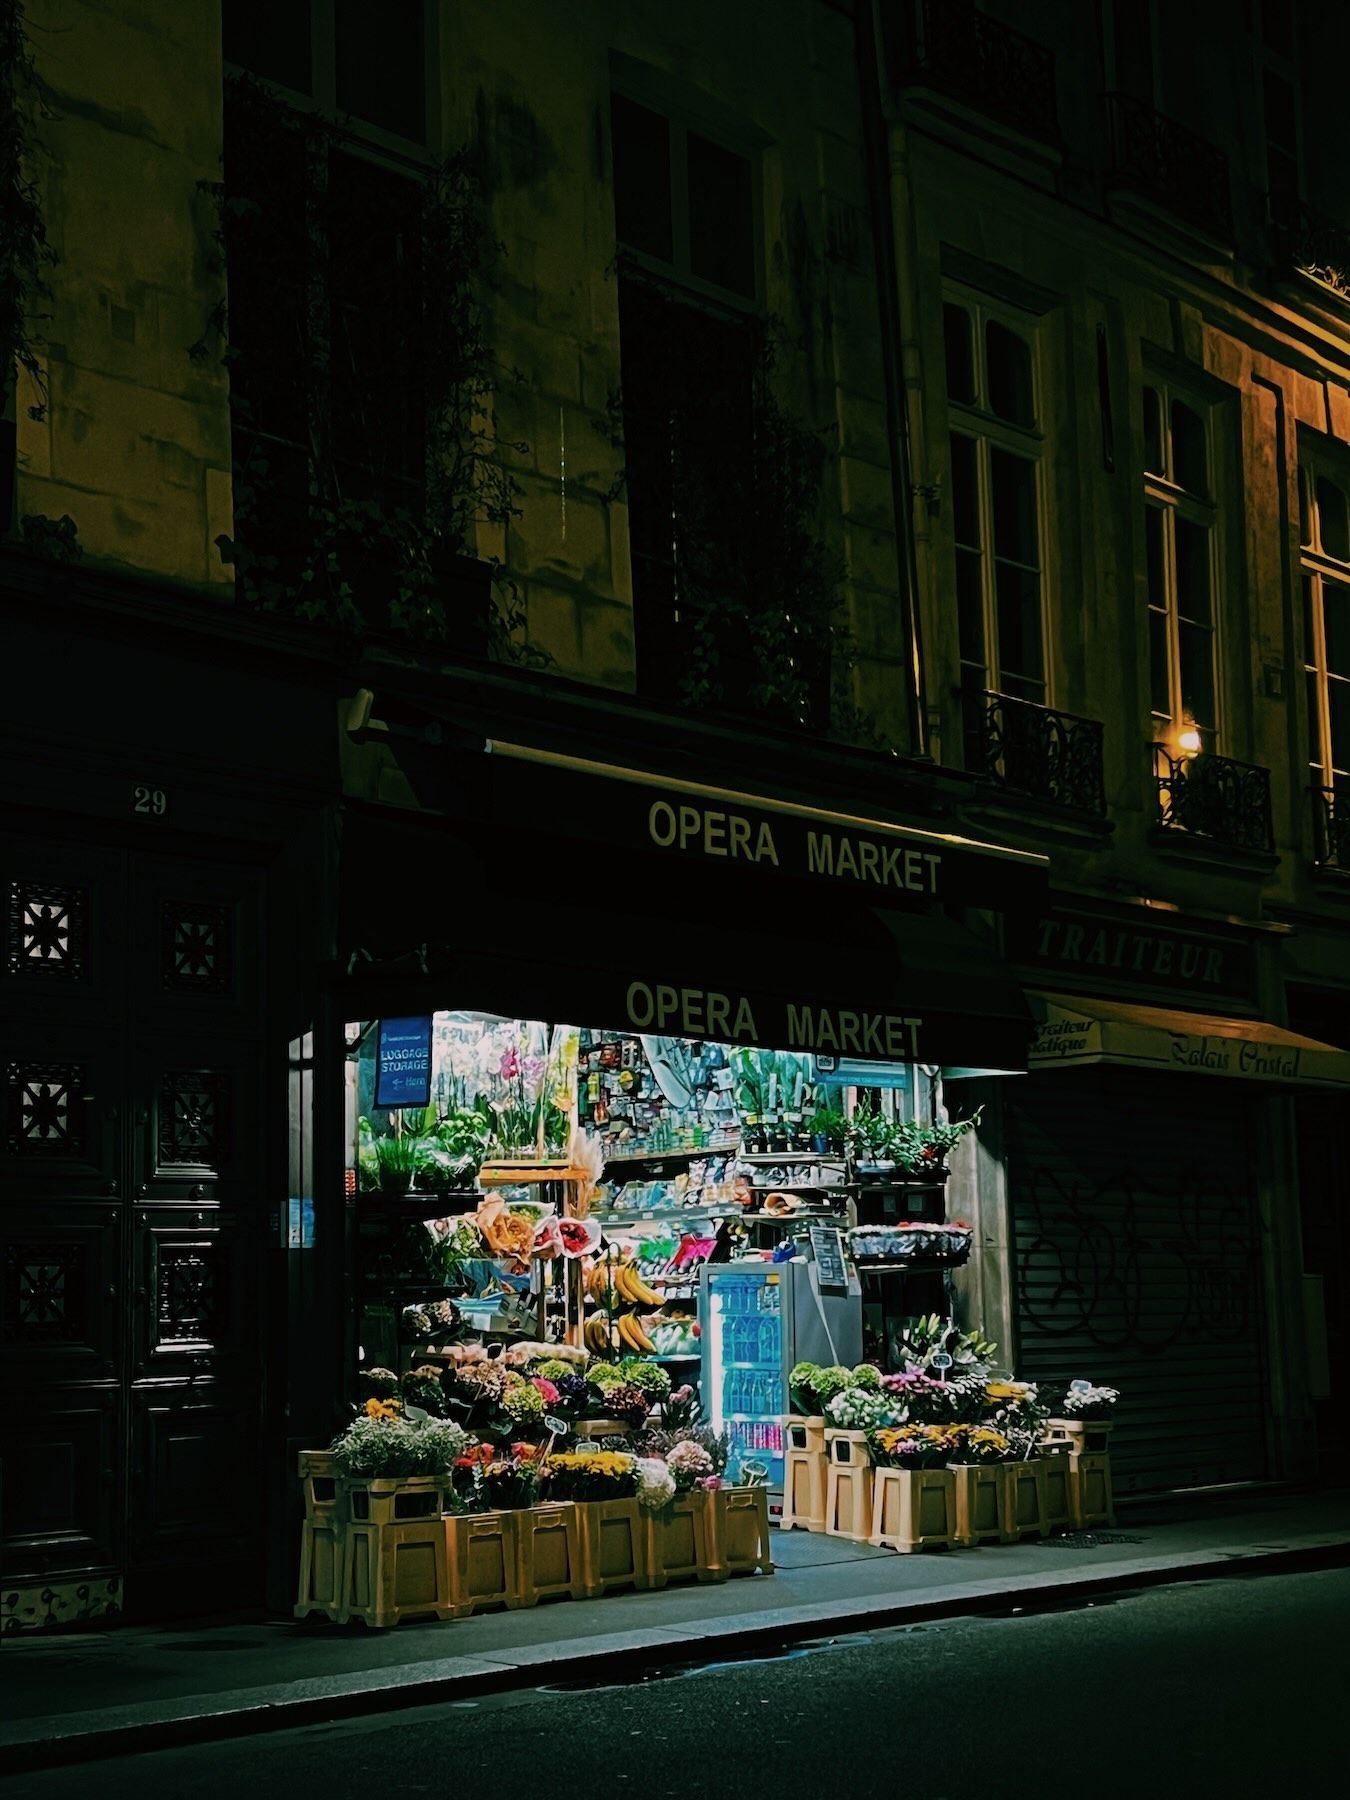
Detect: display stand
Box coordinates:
(480, 1163, 593, 1348)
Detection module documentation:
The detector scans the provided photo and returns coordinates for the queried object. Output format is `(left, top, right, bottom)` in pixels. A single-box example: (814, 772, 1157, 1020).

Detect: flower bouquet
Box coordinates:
(1057, 1381, 1119, 1421)
(825, 1386, 897, 1433)
(869, 1423, 958, 1469)
(540, 1450, 639, 1502)
(944, 1424, 1013, 1464)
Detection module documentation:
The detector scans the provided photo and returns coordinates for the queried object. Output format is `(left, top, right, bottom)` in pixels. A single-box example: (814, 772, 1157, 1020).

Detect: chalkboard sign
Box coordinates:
(809, 1225, 849, 1292)
(375, 1015, 434, 1109)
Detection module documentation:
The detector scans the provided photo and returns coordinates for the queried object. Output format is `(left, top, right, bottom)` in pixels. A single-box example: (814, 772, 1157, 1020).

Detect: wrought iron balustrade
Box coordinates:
(1312, 785, 1350, 871)
(1106, 93, 1232, 241)
(1153, 746, 1273, 854)
(899, 0, 1058, 143)
(972, 691, 1106, 814)
(1274, 203, 1350, 303)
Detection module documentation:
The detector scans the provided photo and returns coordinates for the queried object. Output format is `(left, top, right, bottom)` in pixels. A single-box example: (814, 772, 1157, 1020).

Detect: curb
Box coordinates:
(4, 1532, 1349, 1775)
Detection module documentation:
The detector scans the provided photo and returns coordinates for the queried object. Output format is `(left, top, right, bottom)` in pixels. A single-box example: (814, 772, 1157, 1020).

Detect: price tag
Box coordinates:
(809, 1225, 848, 1291)
(931, 1351, 953, 1381)
(1068, 1377, 1093, 1392)
(543, 1414, 568, 1436)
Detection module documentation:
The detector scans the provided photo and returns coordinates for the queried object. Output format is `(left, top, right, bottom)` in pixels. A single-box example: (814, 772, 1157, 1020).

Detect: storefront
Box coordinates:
(1003, 900, 1350, 1496)
(306, 723, 1064, 1577)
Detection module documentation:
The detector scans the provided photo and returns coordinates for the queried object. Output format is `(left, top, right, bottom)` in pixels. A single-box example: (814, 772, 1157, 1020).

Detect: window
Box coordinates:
(1255, 0, 1301, 224)
(610, 94, 757, 301)
(1143, 382, 1219, 750)
(1300, 458, 1350, 800)
(611, 92, 765, 703)
(219, 79, 440, 622)
(222, 0, 429, 147)
(944, 295, 1046, 720)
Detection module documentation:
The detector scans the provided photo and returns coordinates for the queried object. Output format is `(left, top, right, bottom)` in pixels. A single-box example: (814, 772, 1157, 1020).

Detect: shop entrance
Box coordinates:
(1, 825, 269, 1628)
(1005, 1072, 1267, 1495)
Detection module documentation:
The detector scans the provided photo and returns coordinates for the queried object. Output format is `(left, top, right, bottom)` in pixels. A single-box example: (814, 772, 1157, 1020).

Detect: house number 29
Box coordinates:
(132, 784, 168, 816)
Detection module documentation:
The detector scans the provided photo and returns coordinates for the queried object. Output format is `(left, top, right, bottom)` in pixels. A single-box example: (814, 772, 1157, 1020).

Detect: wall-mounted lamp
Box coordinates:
(1176, 725, 1202, 760)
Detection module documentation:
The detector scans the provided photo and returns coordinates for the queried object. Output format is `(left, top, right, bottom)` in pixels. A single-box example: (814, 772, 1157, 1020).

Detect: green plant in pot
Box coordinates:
(887, 1109, 982, 1180)
(846, 1103, 895, 1172)
(811, 1104, 847, 1155)
(373, 1131, 427, 1197)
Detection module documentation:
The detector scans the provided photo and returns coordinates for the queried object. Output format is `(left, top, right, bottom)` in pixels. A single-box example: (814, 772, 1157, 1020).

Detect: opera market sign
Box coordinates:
(624, 979, 923, 1061)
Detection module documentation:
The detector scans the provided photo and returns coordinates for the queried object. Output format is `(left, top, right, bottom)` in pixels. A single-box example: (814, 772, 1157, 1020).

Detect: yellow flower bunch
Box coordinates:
(984, 1381, 1027, 1401)
(363, 1398, 402, 1421)
(545, 1452, 632, 1477)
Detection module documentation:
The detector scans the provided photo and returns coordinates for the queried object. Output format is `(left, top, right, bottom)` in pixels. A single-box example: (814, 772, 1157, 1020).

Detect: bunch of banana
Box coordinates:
(612, 1263, 662, 1307)
(584, 1314, 620, 1354)
(616, 1311, 656, 1353)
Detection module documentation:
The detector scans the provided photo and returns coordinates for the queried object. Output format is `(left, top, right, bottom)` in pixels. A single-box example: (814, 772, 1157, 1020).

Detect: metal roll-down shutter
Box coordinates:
(1005, 1071, 1267, 1495)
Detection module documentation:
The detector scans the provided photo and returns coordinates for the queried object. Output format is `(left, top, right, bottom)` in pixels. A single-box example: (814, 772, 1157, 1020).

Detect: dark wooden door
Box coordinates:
(1, 828, 269, 1628)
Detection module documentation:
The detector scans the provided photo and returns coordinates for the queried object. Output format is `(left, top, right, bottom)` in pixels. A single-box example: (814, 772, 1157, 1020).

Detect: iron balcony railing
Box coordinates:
(1312, 785, 1350, 871)
(1106, 93, 1232, 242)
(1153, 746, 1274, 854)
(899, 0, 1059, 143)
(1274, 202, 1350, 303)
(973, 691, 1107, 814)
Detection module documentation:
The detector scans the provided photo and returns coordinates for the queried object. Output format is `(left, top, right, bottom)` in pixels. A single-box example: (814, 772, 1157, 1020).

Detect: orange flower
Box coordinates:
(363, 1398, 401, 1421)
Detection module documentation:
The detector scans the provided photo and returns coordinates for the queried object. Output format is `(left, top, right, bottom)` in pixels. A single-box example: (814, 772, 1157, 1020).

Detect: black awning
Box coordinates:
(337, 803, 1033, 1071)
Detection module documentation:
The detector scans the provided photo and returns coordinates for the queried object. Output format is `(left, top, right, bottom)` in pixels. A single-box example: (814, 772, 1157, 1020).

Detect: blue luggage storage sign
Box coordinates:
(375, 1016, 434, 1109)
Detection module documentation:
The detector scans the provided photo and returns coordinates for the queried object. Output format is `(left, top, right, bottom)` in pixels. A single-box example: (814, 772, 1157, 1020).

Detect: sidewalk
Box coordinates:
(3, 1485, 1347, 1774)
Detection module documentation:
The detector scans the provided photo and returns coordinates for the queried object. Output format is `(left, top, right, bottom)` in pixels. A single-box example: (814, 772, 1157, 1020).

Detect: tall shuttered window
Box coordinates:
(1143, 383, 1219, 750)
(944, 295, 1047, 723)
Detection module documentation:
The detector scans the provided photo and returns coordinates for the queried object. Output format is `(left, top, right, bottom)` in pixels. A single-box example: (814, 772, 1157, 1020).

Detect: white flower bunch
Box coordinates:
(634, 1456, 678, 1511)
(1061, 1383, 1119, 1418)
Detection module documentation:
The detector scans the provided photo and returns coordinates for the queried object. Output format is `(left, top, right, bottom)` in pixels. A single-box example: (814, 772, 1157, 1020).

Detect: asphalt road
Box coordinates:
(9, 1564, 1344, 1798)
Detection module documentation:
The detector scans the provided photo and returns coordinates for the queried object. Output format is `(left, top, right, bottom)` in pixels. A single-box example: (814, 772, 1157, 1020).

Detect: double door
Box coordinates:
(1, 825, 269, 1626)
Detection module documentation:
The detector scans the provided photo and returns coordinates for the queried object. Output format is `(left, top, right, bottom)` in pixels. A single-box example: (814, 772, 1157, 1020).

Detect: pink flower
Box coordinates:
(532, 1377, 560, 1404)
(523, 1056, 546, 1086)
(499, 1047, 521, 1080)
(698, 1475, 724, 1491)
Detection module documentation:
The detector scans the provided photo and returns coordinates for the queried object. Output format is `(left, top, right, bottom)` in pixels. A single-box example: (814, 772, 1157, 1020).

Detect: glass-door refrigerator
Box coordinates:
(701, 1258, 862, 1498)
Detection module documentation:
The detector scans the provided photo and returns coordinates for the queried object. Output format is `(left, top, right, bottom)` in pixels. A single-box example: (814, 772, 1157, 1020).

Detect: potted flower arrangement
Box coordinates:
(1045, 1381, 1119, 1455)
(866, 1424, 961, 1553)
(325, 1404, 471, 1627)
(945, 1423, 1014, 1547)
(540, 1451, 647, 1595)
